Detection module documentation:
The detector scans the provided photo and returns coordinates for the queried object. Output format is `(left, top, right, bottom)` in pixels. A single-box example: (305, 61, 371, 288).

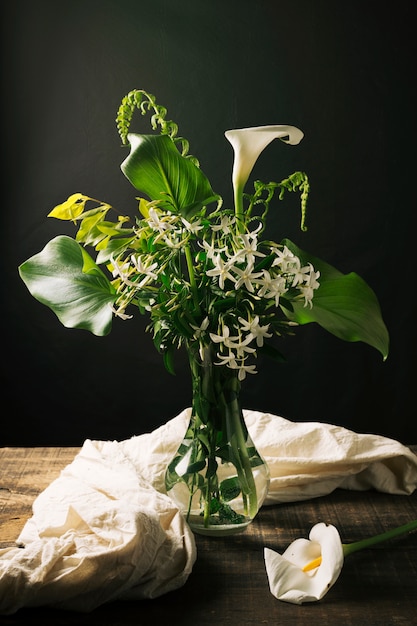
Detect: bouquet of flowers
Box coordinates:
(19, 89, 388, 371)
(19, 90, 389, 532)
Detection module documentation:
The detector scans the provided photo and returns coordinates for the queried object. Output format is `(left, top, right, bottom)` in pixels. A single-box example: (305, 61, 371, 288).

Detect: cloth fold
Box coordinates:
(1, 409, 416, 614)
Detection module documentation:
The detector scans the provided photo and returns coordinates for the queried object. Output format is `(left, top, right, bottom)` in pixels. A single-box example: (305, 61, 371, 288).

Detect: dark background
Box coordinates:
(2, 0, 415, 446)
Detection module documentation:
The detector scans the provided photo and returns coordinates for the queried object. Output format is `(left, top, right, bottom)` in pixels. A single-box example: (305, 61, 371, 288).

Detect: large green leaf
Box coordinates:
(282, 238, 389, 360)
(121, 133, 219, 218)
(18, 235, 117, 336)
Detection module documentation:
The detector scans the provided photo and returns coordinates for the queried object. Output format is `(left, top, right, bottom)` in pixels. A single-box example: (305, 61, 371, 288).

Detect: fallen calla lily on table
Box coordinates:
(264, 519, 417, 604)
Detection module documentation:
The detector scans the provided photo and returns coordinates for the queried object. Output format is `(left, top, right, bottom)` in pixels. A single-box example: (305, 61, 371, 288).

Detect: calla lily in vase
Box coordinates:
(19, 89, 389, 535)
(264, 519, 417, 604)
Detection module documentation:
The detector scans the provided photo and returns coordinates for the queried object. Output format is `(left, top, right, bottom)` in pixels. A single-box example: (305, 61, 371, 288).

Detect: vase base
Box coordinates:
(187, 515, 251, 536)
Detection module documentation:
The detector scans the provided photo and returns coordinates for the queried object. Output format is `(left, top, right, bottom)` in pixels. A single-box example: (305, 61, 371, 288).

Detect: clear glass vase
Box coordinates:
(165, 343, 270, 536)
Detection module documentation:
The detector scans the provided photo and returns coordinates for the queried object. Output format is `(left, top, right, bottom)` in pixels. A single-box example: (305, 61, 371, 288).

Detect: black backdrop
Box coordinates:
(2, 0, 416, 445)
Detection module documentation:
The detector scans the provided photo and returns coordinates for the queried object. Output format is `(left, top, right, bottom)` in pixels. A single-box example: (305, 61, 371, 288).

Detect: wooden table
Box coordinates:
(1, 446, 417, 625)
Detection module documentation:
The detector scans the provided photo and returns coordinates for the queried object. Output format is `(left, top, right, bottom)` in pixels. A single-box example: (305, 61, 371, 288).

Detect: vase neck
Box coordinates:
(187, 342, 243, 429)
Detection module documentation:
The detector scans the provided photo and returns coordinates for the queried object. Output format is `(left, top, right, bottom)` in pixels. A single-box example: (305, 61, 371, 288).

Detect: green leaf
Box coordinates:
(282, 239, 389, 360)
(209, 497, 221, 514)
(95, 236, 137, 264)
(206, 457, 218, 478)
(162, 345, 176, 375)
(186, 459, 206, 474)
(121, 133, 219, 218)
(18, 235, 117, 336)
(220, 477, 241, 502)
(75, 212, 110, 246)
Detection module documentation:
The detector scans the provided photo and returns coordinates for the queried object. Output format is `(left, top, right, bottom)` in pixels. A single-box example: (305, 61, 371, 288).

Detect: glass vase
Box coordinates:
(165, 343, 270, 536)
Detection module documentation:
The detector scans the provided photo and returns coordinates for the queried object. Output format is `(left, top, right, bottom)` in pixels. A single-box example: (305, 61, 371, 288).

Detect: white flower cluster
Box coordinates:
(110, 207, 320, 380)
(200, 216, 319, 379)
(203, 219, 319, 308)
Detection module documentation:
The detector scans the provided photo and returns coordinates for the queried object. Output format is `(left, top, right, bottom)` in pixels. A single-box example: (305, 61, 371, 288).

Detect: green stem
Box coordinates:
(186, 414, 202, 523)
(203, 432, 219, 528)
(182, 343, 266, 529)
(203, 474, 211, 527)
(343, 519, 417, 557)
(184, 244, 201, 314)
(226, 384, 258, 518)
(234, 184, 245, 233)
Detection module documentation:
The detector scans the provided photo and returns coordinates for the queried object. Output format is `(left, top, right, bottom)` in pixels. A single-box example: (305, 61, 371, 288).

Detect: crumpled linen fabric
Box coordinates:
(0, 436, 196, 614)
(122, 409, 417, 503)
(1, 409, 416, 614)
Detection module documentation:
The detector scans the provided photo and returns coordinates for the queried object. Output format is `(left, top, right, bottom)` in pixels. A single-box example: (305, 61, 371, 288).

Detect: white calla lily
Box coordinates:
(224, 125, 304, 221)
(264, 518, 417, 605)
(264, 522, 344, 605)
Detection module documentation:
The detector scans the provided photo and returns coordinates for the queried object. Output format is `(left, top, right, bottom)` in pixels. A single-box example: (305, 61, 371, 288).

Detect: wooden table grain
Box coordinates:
(1, 446, 417, 625)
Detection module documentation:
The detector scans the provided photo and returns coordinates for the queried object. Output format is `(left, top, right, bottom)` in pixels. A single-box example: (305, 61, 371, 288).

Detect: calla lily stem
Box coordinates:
(234, 184, 245, 232)
(303, 519, 417, 572)
(342, 518, 417, 557)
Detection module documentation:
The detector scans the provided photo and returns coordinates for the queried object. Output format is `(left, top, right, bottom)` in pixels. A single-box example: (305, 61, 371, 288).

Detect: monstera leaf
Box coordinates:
(19, 235, 117, 336)
(282, 239, 389, 360)
(121, 133, 219, 218)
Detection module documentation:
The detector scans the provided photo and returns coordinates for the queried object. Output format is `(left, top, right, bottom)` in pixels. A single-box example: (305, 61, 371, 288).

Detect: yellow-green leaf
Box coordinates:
(48, 193, 91, 220)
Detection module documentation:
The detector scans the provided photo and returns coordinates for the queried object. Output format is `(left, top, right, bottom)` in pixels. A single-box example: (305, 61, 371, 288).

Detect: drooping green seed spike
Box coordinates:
(115, 89, 199, 165)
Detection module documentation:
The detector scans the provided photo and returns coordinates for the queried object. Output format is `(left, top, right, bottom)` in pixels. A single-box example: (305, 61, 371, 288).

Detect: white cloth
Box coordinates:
(1, 409, 416, 614)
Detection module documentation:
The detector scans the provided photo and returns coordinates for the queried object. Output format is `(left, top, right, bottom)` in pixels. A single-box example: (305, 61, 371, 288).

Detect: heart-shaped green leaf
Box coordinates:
(19, 235, 117, 336)
(121, 133, 219, 218)
(282, 239, 389, 360)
